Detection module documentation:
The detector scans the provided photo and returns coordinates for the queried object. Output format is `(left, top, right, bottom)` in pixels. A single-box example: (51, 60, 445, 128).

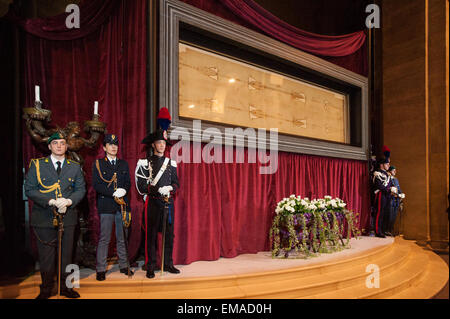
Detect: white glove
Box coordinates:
(399, 193, 405, 199)
(158, 187, 168, 196)
(48, 199, 57, 206)
(55, 198, 72, 210)
(55, 198, 67, 209)
(158, 186, 173, 196)
(58, 206, 67, 214)
(113, 188, 127, 198)
(390, 187, 398, 194)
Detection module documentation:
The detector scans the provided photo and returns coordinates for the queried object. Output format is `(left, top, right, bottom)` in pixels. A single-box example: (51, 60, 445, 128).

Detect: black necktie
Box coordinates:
(56, 161, 61, 175)
(111, 160, 115, 166)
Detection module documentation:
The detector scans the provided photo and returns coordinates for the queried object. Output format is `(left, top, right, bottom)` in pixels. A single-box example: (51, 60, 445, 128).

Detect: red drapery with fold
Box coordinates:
(180, 0, 367, 76)
(19, 0, 147, 260)
(221, 0, 366, 57)
(8, 0, 119, 40)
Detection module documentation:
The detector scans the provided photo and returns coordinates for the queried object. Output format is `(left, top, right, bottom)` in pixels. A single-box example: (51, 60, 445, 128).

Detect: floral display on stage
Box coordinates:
(270, 195, 361, 258)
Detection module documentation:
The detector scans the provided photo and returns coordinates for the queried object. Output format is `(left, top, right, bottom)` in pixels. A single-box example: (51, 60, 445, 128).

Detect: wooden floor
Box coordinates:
(1, 237, 448, 299)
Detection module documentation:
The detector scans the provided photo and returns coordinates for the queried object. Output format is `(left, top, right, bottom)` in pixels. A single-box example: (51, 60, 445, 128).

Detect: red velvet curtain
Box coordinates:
(19, 0, 147, 260)
(172, 144, 370, 265)
(180, 0, 368, 76)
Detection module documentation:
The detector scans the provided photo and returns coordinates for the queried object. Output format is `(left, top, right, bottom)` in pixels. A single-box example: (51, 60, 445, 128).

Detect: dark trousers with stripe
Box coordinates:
(145, 198, 175, 269)
(374, 192, 391, 235)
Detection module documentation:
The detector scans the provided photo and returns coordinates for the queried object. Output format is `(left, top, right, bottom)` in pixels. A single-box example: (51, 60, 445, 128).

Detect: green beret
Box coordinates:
(47, 131, 66, 144)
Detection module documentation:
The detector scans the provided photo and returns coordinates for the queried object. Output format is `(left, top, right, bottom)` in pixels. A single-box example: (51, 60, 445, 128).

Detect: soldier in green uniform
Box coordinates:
(24, 132, 86, 299)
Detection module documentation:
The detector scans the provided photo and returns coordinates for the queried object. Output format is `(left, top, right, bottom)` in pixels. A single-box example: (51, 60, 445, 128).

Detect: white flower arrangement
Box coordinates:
(270, 194, 361, 258)
(275, 195, 348, 215)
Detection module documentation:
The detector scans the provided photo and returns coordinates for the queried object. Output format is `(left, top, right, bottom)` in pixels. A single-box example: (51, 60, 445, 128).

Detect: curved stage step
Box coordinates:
(2, 237, 448, 299)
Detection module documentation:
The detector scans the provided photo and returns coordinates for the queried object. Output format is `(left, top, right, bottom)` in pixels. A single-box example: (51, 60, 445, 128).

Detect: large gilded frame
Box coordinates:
(159, 0, 369, 160)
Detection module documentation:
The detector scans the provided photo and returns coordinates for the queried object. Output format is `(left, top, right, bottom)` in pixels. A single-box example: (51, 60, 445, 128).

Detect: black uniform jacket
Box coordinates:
(136, 155, 179, 203)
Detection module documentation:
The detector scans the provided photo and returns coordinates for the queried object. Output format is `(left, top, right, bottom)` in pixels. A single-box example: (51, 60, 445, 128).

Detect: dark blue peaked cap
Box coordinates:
(103, 134, 119, 146)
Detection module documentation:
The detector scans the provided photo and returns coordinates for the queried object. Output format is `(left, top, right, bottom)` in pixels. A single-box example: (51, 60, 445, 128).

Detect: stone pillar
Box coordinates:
(381, 0, 449, 250)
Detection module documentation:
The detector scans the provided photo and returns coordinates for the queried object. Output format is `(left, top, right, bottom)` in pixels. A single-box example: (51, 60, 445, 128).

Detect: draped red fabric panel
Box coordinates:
(180, 0, 367, 75)
(20, 0, 147, 260)
(221, 0, 366, 57)
(172, 143, 370, 265)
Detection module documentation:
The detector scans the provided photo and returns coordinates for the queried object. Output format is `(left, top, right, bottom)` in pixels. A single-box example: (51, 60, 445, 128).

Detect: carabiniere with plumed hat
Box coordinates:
(135, 107, 180, 279)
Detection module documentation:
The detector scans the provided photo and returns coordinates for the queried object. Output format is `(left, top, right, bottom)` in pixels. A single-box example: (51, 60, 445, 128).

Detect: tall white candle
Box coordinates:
(94, 101, 98, 115)
(35, 85, 40, 102)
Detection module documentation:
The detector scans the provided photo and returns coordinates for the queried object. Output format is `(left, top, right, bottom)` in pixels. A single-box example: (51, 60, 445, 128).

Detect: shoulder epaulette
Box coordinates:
(373, 171, 383, 178)
(29, 157, 45, 168)
(66, 159, 80, 165)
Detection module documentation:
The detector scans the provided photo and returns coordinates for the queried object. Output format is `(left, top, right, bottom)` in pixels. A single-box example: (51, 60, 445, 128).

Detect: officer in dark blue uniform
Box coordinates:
(92, 134, 133, 281)
(135, 129, 180, 279)
(24, 131, 86, 299)
(386, 166, 405, 236)
(372, 157, 395, 238)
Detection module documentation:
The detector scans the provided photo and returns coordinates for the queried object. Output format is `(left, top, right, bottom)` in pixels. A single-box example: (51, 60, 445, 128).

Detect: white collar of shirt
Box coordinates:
(107, 155, 117, 164)
(50, 155, 65, 170)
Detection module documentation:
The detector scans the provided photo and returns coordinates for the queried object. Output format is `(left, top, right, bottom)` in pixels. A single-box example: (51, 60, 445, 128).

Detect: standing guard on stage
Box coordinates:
(93, 134, 133, 281)
(386, 166, 405, 236)
(24, 131, 86, 299)
(372, 151, 398, 238)
(135, 128, 180, 279)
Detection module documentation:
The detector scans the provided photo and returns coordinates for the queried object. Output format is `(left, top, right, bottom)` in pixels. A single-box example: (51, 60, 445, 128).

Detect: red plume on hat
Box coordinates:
(157, 107, 171, 131)
(382, 145, 391, 159)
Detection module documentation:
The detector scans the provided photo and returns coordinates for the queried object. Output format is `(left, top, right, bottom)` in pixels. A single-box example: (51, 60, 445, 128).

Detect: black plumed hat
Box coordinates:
(141, 129, 172, 146)
(377, 157, 390, 166)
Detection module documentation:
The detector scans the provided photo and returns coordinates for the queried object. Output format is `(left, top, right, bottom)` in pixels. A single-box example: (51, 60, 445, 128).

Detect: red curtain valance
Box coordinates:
(221, 0, 366, 57)
(180, 0, 368, 76)
(6, 0, 119, 40)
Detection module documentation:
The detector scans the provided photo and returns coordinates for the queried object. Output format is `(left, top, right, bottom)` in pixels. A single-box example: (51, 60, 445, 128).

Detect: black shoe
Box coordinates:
(60, 288, 80, 299)
(375, 233, 386, 238)
(96, 271, 106, 281)
(37, 272, 54, 299)
(164, 265, 180, 274)
(36, 290, 52, 299)
(384, 232, 393, 237)
(120, 268, 134, 276)
(146, 269, 155, 279)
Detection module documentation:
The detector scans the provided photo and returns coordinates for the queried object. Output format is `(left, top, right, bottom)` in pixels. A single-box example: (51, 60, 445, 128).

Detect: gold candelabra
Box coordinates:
(23, 100, 107, 167)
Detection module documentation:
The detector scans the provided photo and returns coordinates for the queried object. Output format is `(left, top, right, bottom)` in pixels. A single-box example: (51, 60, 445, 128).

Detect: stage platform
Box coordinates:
(1, 236, 448, 299)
